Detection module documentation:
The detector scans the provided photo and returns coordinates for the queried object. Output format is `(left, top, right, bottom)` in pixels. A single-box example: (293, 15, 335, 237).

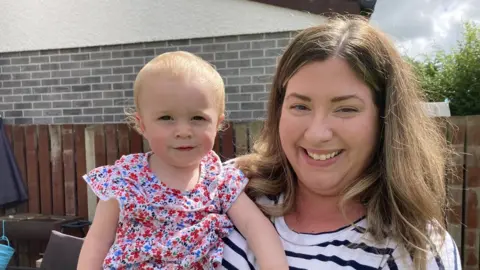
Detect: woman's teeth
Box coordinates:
(306, 150, 341, 161)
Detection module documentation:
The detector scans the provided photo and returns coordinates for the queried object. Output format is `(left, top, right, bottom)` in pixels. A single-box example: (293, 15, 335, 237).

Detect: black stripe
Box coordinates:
(316, 240, 394, 255)
(223, 237, 255, 270)
(221, 259, 238, 270)
(286, 250, 377, 270)
(289, 267, 307, 270)
(385, 255, 398, 270)
(430, 241, 445, 270)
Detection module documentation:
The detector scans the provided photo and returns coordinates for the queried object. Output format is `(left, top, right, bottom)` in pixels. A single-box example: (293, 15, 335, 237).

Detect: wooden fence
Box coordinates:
(0, 117, 479, 269)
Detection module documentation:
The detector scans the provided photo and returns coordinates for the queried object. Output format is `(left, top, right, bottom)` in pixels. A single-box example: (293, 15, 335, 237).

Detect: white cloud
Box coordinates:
(369, 0, 480, 59)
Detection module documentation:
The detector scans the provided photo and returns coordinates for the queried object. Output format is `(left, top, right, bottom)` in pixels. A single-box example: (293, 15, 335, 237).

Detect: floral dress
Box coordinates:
(83, 150, 248, 269)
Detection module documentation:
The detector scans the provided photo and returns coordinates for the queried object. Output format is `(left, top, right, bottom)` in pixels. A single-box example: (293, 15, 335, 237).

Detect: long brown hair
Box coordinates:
(236, 15, 453, 270)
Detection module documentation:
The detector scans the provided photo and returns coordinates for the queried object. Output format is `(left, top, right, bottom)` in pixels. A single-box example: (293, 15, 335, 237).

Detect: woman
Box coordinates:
(221, 16, 460, 270)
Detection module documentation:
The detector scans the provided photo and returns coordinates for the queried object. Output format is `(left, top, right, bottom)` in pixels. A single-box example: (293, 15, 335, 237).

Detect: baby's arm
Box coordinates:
(77, 199, 119, 270)
(227, 192, 288, 269)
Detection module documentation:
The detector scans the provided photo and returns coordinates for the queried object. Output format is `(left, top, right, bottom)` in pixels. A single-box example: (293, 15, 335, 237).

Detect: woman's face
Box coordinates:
(279, 58, 379, 197)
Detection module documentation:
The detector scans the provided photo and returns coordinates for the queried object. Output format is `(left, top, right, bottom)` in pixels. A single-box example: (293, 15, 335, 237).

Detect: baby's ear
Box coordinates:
(217, 114, 226, 131)
(135, 112, 145, 133)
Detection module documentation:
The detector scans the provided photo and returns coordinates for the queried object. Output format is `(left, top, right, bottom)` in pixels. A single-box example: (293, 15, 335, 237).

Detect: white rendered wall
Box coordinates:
(0, 0, 325, 53)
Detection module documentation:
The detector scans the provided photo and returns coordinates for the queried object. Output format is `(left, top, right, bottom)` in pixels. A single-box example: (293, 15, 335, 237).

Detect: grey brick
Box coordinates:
(252, 58, 276, 66)
(14, 88, 32, 95)
(91, 52, 112, 60)
(123, 58, 144, 66)
(253, 93, 269, 101)
(33, 87, 51, 94)
(42, 93, 62, 101)
(214, 36, 239, 43)
(32, 71, 51, 79)
(277, 39, 291, 47)
(0, 74, 11, 80)
(178, 45, 202, 53)
(226, 103, 239, 110)
(113, 98, 131, 106)
(43, 109, 62, 116)
(4, 80, 22, 87)
(71, 54, 90, 61)
(124, 74, 137, 81)
(265, 66, 276, 74)
(83, 92, 102, 99)
(211, 61, 226, 69)
(40, 63, 60, 71)
(167, 39, 190, 46)
(0, 59, 11, 65)
(33, 102, 52, 109)
(113, 82, 133, 90)
(61, 62, 81, 69)
(228, 111, 252, 120)
(33, 117, 53, 124)
(253, 110, 267, 119)
(23, 94, 42, 102)
(227, 76, 251, 85)
(133, 49, 154, 57)
(103, 91, 124, 98)
(83, 108, 103, 115)
(94, 115, 114, 122)
(102, 75, 123, 83)
(14, 103, 32, 110)
(239, 34, 264, 41)
(104, 107, 125, 114)
(24, 110, 43, 117)
(252, 40, 275, 49)
(51, 71, 70, 78)
(154, 48, 176, 55)
(113, 67, 133, 74)
(4, 96, 22, 102)
(145, 41, 167, 48)
(5, 110, 23, 117)
(81, 47, 100, 52)
(92, 68, 112, 75)
(265, 32, 290, 39)
(0, 103, 13, 110)
(72, 69, 91, 77)
(123, 43, 144, 50)
(3, 66, 21, 73)
(197, 53, 214, 61)
(53, 117, 73, 124)
(42, 79, 60, 86)
(12, 73, 31, 80)
(114, 114, 127, 122)
(227, 42, 251, 51)
(241, 102, 264, 110)
(52, 101, 72, 108)
(253, 75, 273, 84)
(81, 61, 101, 68)
(124, 90, 133, 97)
(63, 109, 82, 115)
(133, 66, 143, 73)
(92, 83, 112, 91)
(50, 55, 70, 62)
(73, 100, 92, 107)
(30, 56, 50, 63)
(61, 78, 81, 85)
(226, 86, 239, 94)
(72, 85, 91, 92)
(62, 93, 82, 100)
(203, 44, 226, 53)
(40, 49, 59, 55)
(192, 38, 213, 45)
(73, 116, 93, 123)
(241, 84, 265, 93)
(265, 48, 284, 57)
(52, 86, 71, 93)
(102, 59, 122, 67)
(240, 67, 264, 76)
(59, 48, 79, 54)
(228, 93, 251, 102)
(0, 89, 12, 95)
(81, 76, 101, 84)
(14, 118, 33, 124)
(216, 52, 238, 60)
(218, 69, 239, 77)
(93, 99, 113, 107)
(112, 51, 132, 58)
(21, 80, 40, 87)
(227, 59, 250, 68)
(12, 57, 30, 65)
(240, 50, 264, 58)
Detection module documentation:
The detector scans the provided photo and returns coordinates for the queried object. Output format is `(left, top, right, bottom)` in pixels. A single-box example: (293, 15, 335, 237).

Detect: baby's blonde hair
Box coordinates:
(126, 51, 225, 133)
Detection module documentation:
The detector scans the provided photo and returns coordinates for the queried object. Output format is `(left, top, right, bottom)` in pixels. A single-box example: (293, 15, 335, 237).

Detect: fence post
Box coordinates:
(85, 126, 97, 222)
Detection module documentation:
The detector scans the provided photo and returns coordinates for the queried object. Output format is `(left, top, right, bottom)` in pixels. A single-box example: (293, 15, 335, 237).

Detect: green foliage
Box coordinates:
(407, 21, 480, 116)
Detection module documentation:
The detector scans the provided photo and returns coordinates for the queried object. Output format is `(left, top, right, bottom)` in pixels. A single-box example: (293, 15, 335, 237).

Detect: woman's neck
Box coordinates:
(284, 185, 366, 234)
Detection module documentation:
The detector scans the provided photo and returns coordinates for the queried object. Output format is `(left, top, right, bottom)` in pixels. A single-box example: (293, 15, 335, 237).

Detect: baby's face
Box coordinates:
(137, 75, 224, 169)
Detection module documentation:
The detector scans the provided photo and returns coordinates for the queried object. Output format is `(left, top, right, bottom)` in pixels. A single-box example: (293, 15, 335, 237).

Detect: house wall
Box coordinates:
(0, 32, 295, 124)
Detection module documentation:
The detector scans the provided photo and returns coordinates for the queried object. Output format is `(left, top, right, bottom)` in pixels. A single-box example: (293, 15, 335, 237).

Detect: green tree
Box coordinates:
(408, 21, 480, 116)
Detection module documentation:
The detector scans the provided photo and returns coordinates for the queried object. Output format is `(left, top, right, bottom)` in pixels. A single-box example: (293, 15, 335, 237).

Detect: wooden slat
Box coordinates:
(12, 126, 27, 214)
(105, 124, 118, 164)
(0, 124, 12, 216)
(220, 124, 235, 160)
(117, 124, 130, 157)
(49, 125, 65, 215)
(234, 123, 248, 155)
(25, 126, 40, 214)
(62, 125, 76, 216)
(38, 125, 52, 215)
(94, 125, 106, 167)
(130, 128, 143, 154)
(75, 125, 88, 219)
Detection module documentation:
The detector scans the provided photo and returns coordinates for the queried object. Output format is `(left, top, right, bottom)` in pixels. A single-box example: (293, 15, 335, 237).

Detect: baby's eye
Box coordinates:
(158, 115, 173, 121)
(192, 116, 206, 121)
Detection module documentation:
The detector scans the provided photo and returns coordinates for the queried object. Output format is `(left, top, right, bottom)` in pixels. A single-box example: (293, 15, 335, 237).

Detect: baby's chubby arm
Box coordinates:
(77, 199, 119, 270)
(227, 192, 289, 270)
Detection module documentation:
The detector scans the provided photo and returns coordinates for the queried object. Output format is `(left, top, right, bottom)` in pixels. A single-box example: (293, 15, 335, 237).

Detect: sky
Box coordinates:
(370, 0, 480, 59)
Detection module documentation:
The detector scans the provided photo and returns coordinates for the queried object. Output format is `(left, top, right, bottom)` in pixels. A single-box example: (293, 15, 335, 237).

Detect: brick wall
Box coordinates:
(0, 31, 295, 124)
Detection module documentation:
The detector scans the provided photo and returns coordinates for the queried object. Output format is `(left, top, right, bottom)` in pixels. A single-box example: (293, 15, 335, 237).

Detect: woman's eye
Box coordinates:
(290, 104, 308, 111)
(336, 107, 358, 113)
(192, 116, 205, 121)
(158, 116, 172, 121)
